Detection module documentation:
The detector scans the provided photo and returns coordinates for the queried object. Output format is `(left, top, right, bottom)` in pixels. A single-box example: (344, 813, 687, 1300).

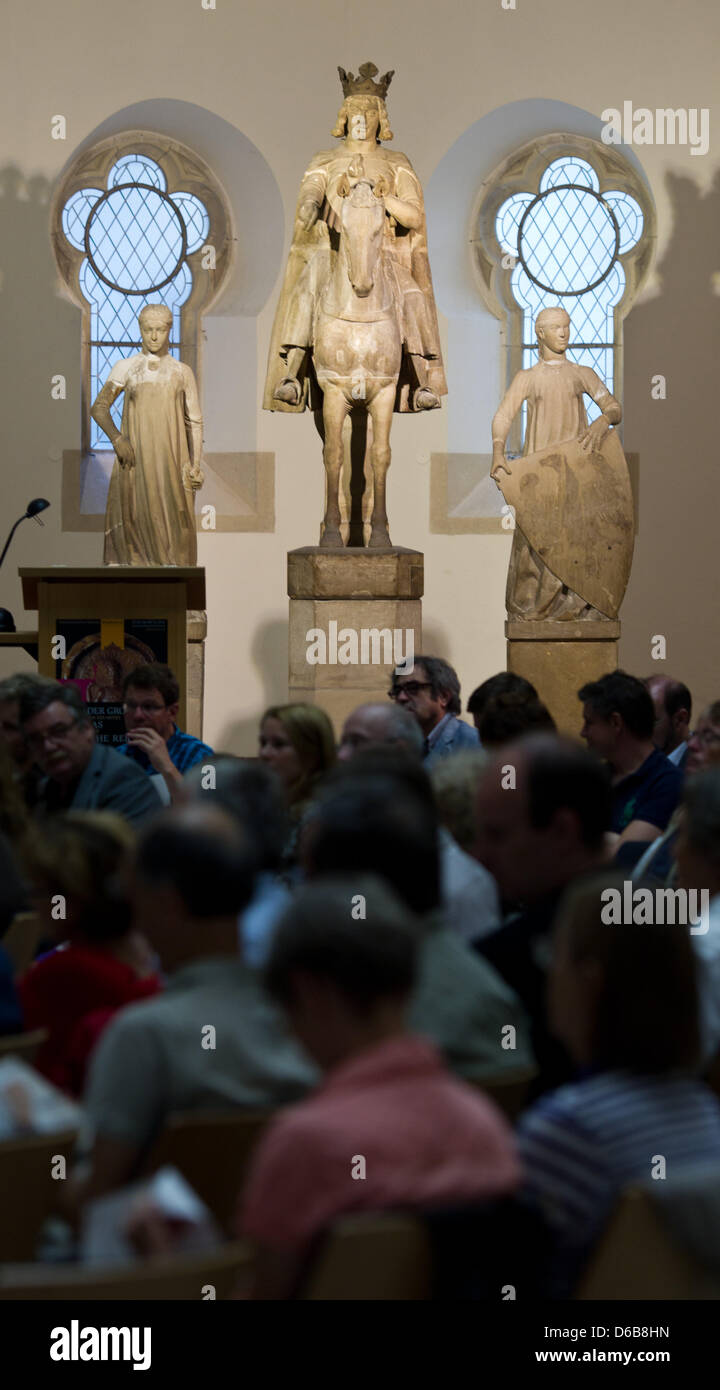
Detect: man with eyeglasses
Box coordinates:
(117, 663, 213, 805)
(388, 655, 479, 766)
(19, 681, 161, 825)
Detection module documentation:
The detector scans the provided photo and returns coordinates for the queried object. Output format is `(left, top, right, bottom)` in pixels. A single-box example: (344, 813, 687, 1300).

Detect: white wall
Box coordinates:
(1, 0, 718, 749)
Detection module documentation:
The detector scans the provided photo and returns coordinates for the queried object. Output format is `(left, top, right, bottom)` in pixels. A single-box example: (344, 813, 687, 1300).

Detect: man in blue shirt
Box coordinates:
(389, 655, 479, 767)
(579, 671, 681, 864)
(118, 663, 213, 804)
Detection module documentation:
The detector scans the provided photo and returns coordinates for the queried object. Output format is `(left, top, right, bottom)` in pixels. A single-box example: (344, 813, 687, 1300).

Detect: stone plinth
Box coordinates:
(506, 618, 621, 738)
(288, 547, 423, 732)
(186, 610, 207, 740)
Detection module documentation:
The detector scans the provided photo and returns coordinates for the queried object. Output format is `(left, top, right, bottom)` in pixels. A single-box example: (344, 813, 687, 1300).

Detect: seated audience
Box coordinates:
(644, 674, 692, 771)
(117, 662, 213, 804)
(337, 701, 424, 762)
(239, 874, 522, 1299)
(517, 872, 720, 1296)
(185, 756, 292, 968)
(20, 682, 161, 826)
(474, 736, 611, 1091)
(18, 812, 161, 1094)
(686, 701, 720, 776)
(675, 769, 720, 1064)
(301, 764, 534, 1081)
(337, 712, 499, 942)
(467, 672, 537, 734)
(631, 701, 720, 883)
(0, 671, 53, 807)
(428, 750, 501, 942)
(477, 692, 556, 750)
(0, 831, 26, 1035)
(78, 804, 317, 1205)
(389, 656, 478, 765)
(258, 703, 336, 868)
(579, 671, 682, 856)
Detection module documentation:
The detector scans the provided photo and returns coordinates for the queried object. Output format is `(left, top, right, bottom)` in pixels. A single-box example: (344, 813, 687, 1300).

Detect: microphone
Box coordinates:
(0, 499, 51, 632)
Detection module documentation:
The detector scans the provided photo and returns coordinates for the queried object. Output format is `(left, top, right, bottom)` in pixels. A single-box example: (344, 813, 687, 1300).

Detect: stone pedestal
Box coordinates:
(288, 547, 423, 732)
(506, 618, 620, 737)
(186, 610, 207, 739)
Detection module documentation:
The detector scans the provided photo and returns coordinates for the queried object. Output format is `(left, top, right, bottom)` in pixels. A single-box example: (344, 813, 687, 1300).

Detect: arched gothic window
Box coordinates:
(474, 134, 654, 452)
(51, 132, 233, 453)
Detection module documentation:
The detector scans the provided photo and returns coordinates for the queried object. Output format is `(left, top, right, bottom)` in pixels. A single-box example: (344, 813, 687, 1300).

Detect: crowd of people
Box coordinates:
(0, 656, 719, 1298)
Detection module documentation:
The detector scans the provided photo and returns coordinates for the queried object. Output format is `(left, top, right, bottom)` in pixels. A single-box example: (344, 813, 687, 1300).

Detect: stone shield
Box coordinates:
(496, 429, 635, 618)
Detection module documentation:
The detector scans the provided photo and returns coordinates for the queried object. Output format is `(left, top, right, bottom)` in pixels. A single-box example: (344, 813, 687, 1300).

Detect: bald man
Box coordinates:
(645, 675, 692, 771)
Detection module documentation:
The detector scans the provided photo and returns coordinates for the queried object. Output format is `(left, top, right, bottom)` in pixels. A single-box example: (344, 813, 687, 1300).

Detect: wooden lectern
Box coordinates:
(18, 567, 206, 740)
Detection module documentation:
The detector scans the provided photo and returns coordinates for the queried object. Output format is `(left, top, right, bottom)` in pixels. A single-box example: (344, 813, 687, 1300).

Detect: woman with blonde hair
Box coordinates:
(258, 703, 336, 820)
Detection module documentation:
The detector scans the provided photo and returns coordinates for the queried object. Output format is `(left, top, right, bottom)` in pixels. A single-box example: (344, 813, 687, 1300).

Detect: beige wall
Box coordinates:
(2, 0, 718, 751)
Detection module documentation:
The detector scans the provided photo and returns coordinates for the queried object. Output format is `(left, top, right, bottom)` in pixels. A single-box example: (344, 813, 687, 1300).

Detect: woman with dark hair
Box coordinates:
(17, 811, 161, 1094)
(517, 871, 720, 1295)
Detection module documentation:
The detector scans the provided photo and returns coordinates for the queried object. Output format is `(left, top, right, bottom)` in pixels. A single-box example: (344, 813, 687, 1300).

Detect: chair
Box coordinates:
(3, 912, 44, 976)
(0, 1127, 78, 1261)
(576, 1186, 720, 1299)
(0, 1240, 253, 1300)
(142, 1109, 273, 1234)
(300, 1212, 432, 1300)
(469, 1066, 538, 1121)
(0, 1028, 48, 1065)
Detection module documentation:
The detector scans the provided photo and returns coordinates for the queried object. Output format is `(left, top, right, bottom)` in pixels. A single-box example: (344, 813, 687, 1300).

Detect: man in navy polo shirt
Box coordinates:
(579, 671, 681, 864)
(118, 663, 213, 804)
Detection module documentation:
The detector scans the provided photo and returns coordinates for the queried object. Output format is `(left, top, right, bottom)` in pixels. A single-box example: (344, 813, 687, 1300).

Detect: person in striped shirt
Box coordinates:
(517, 870, 720, 1296)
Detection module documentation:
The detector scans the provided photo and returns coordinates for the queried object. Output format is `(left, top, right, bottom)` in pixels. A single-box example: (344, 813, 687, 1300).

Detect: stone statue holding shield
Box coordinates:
(491, 306, 634, 621)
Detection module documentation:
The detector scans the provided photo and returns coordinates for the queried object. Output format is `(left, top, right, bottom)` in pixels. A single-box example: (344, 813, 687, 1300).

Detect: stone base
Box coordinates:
(506, 618, 620, 737)
(288, 547, 423, 733)
(186, 610, 207, 740)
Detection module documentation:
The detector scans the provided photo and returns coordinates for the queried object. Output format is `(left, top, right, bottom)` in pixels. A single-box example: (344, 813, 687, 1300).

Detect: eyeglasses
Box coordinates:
(690, 727, 720, 747)
(123, 701, 167, 714)
(26, 719, 79, 750)
(388, 681, 432, 700)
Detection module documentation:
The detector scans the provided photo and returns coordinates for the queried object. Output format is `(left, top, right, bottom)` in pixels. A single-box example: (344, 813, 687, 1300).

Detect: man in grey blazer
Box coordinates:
(389, 655, 479, 767)
(19, 680, 161, 826)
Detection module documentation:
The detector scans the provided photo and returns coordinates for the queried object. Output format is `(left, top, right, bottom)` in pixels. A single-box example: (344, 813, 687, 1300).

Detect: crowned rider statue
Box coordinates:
(263, 61, 447, 417)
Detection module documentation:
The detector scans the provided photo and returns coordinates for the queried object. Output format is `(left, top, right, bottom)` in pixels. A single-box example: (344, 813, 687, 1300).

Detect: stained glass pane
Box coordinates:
(495, 155, 644, 448)
(62, 153, 210, 448)
(172, 192, 210, 254)
(540, 157, 598, 193)
(107, 155, 166, 191)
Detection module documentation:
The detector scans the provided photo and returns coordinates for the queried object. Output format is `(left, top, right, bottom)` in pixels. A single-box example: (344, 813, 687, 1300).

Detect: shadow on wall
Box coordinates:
(621, 167, 720, 703)
(216, 616, 288, 755)
(0, 165, 80, 573)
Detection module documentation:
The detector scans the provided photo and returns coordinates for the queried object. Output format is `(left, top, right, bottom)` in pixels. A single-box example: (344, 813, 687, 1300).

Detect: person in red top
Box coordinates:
(18, 810, 161, 1095)
(238, 874, 520, 1299)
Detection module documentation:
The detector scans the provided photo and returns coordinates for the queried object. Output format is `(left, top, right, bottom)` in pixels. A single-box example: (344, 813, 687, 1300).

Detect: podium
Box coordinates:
(18, 568, 206, 741)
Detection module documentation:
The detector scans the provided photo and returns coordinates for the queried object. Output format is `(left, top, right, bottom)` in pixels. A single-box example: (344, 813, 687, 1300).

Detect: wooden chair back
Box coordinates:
(576, 1186, 720, 1299)
(0, 1127, 78, 1261)
(0, 1240, 252, 1300)
(300, 1212, 432, 1300)
(0, 1028, 48, 1065)
(3, 912, 44, 976)
(142, 1108, 273, 1234)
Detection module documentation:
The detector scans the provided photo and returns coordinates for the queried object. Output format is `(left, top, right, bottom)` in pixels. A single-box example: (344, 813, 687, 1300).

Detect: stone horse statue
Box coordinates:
(312, 163, 402, 548)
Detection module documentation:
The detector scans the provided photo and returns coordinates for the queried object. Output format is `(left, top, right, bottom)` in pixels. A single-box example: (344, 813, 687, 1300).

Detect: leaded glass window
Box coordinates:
(494, 156, 643, 436)
(61, 154, 210, 448)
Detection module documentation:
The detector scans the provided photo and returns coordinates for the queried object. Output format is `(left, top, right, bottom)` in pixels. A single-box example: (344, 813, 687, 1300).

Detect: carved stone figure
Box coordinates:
(263, 61, 447, 548)
(91, 304, 204, 566)
(491, 306, 634, 620)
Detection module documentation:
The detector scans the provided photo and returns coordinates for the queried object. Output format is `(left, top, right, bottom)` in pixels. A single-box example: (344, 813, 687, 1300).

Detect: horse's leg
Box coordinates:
(367, 387, 395, 548)
(320, 386, 350, 548)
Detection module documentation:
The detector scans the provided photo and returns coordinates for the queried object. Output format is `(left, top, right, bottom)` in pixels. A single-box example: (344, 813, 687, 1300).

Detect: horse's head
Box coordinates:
(339, 177, 386, 299)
